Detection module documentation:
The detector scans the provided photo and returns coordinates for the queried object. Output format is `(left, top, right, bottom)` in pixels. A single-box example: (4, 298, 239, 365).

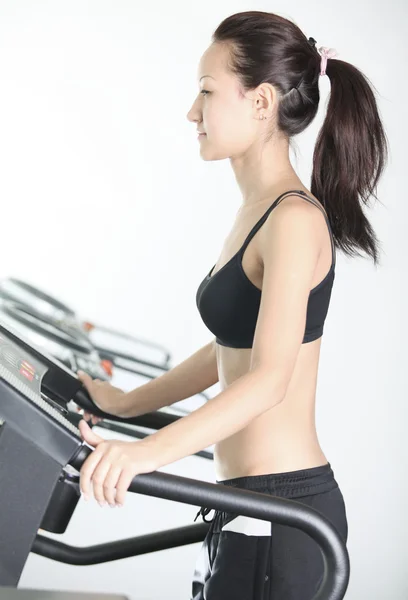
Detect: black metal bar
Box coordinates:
(33, 522, 210, 565)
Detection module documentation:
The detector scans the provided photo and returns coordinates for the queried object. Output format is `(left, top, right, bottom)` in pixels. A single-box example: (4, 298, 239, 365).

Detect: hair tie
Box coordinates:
(293, 38, 339, 91)
(317, 46, 339, 76)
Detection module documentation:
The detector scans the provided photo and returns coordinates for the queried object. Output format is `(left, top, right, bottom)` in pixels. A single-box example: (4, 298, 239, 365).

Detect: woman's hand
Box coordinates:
(78, 419, 158, 506)
(76, 370, 127, 424)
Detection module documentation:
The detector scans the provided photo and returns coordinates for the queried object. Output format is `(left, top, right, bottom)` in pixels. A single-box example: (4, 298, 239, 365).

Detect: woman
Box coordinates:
(77, 10, 388, 599)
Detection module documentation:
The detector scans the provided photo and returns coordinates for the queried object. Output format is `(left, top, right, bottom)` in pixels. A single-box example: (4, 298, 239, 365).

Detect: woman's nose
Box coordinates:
(186, 99, 202, 123)
(186, 108, 198, 123)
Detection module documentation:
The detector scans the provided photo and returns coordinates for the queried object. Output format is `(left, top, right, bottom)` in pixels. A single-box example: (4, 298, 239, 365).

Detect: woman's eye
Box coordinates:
(200, 90, 210, 96)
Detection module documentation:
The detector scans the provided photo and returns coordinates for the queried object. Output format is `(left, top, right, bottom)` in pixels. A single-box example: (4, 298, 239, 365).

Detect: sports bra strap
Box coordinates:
(238, 189, 336, 269)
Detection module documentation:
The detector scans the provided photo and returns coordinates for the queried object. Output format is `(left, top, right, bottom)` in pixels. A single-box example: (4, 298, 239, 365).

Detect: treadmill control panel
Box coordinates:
(0, 330, 46, 396)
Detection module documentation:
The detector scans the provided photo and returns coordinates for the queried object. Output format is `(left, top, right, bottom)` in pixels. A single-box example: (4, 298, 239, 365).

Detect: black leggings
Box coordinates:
(191, 462, 348, 600)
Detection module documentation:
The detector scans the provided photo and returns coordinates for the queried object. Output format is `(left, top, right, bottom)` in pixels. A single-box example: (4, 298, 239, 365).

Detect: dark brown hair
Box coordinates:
(212, 11, 389, 265)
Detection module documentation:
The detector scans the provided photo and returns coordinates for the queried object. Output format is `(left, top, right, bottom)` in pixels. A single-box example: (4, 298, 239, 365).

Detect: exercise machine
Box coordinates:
(0, 279, 211, 446)
(0, 277, 210, 411)
(0, 277, 172, 370)
(0, 296, 213, 458)
(0, 319, 349, 599)
(0, 298, 111, 381)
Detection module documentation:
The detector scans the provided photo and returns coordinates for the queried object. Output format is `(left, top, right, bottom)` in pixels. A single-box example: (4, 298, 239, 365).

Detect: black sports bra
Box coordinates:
(196, 190, 336, 349)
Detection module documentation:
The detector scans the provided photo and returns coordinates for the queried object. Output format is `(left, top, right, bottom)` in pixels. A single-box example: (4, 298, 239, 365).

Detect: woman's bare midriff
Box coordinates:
(214, 339, 328, 480)
(210, 186, 331, 480)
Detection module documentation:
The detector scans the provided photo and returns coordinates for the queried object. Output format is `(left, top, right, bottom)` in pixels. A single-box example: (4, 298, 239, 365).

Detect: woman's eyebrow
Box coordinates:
(199, 75, 216, 82)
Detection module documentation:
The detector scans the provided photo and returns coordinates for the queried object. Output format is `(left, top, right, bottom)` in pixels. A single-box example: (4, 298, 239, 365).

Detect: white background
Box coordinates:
(0, 0, 406, 599)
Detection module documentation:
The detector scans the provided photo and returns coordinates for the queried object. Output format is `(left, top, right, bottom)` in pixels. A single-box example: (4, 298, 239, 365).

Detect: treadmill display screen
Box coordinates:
(0, 330, 46, 396)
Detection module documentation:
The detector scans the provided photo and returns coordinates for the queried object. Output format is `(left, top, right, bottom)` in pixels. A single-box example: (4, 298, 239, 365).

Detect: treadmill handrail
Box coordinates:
(33, 522, 210, 564)
(70, 446, 350, 600)
(74, 389, 180, 429)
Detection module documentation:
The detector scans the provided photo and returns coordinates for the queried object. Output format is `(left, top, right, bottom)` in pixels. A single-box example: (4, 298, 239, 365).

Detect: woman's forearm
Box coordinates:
(121, 340, 219, 417)
(145, 368, 286, 468)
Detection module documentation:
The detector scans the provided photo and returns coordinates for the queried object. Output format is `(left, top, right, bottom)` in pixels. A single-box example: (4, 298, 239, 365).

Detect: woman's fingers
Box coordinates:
(75, 407, 95, 423)
(115, 470, 134, 506)
(80, 449, 103, 500)
(82, 410, 99, 423)
(102, 465, 123, 506)
(79, 419, 104, 444)
(91, 455, 113, 506)
(76, 371, 104, 423)
(77, 370, 95, 394)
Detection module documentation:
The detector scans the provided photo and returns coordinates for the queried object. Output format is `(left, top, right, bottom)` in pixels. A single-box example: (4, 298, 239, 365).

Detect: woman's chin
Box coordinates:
(199, 145, 230, 162)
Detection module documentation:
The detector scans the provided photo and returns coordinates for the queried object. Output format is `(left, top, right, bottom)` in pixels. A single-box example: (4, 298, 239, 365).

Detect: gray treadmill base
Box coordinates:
(0, 589, 129, 600)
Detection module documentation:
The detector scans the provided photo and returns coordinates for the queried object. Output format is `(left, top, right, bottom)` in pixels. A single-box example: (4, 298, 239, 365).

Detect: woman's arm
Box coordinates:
(145, 368, 285, 466)
(121, 340, 218, 418)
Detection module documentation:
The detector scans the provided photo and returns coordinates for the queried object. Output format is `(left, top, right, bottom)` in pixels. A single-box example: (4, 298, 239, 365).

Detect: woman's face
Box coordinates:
(187, 43, 260, 162)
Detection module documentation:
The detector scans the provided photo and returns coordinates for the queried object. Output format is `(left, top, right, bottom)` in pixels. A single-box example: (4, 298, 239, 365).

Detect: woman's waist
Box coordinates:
(194, 460, 339, 526)
(215, 460, 337, 499)
(214, 427, 326, 481)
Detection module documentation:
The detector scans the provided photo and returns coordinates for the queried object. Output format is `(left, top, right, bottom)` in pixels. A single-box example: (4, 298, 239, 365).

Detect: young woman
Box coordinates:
(77, 10, 388, 599)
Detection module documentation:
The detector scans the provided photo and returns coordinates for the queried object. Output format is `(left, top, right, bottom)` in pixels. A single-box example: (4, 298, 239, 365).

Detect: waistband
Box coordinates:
(216, 461, 337, 498)
(194, 462, 338, 524)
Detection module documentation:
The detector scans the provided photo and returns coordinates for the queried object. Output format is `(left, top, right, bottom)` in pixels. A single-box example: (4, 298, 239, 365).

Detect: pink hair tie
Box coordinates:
(318, 46, 339, 76)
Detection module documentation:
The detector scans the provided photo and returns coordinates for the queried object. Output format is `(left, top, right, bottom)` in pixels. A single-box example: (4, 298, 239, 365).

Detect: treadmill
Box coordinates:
(0, 320, 350, 599)
(0, 280, 212, 446)
(0, 277, 173, 371)
(0, 278, 210, 413)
